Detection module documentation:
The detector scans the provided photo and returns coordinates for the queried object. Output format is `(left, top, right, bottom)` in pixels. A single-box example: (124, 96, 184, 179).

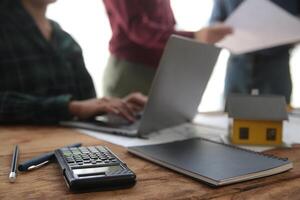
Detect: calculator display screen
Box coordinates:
(74, 165, 122, 177)
(107, 165, 122, 173)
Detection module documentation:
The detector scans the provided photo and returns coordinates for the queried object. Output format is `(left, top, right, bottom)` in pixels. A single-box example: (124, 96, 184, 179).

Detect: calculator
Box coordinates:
(54, 146, 136, 192)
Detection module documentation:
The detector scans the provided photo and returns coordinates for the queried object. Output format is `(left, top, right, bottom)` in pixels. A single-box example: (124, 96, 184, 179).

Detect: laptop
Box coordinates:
(61, 35, 221, 138)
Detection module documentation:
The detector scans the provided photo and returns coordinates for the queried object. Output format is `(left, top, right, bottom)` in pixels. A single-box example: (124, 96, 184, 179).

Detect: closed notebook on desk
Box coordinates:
(128, 138, 293, 186)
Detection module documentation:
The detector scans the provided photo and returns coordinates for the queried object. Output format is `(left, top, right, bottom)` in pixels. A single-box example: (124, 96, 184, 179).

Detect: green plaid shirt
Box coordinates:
(0, 1, 96, 124)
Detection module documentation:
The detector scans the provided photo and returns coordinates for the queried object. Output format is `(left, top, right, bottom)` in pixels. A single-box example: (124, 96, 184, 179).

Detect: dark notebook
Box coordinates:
(128, 138, 293, 186)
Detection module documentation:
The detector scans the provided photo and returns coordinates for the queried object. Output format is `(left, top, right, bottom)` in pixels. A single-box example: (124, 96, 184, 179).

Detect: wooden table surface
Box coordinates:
(1, 126, 300, 200)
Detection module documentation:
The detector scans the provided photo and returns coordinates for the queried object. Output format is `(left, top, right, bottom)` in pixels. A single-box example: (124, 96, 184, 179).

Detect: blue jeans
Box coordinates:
(224, 52, 292, 103)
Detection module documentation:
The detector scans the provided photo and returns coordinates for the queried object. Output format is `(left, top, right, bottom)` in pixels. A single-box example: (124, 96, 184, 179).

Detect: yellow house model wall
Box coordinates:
(231, 120, 283, 145)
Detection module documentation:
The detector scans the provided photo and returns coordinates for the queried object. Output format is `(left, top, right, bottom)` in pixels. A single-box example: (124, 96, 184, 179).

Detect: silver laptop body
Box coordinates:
(61, 35, 220, 137)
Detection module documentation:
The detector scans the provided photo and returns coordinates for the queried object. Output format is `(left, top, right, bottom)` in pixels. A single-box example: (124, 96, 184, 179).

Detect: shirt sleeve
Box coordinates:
(0, 92, 73, 124)
(105, 0, 194, 49)
(210, 0, 228, 24)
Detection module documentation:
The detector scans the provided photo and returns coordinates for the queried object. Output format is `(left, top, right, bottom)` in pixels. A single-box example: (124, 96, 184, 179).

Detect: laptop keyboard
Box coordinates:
(95, 113, 142, 127)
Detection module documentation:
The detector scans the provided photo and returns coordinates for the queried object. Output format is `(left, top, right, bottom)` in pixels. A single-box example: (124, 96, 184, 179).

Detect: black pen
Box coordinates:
(9, 145, 19, 182)
(18, 143, 81, 171)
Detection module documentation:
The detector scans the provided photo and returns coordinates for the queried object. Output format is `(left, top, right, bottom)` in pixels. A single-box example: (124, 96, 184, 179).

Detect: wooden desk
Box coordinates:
(1, 126, 300, 200)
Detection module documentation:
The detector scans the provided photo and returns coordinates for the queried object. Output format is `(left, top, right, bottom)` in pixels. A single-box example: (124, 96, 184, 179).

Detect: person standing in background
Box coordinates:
(102, 0, 232, 98)
(210, 0, 300, 104)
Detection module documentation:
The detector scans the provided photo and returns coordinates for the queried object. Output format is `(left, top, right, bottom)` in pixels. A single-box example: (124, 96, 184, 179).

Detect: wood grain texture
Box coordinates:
(0, 126, 300, 200)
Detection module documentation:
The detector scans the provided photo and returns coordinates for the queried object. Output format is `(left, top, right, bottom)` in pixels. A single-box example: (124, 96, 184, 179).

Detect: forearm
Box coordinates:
(0, 92, 72, 124)
(127, 20, 194, 49)
(171, 30, 194, 40)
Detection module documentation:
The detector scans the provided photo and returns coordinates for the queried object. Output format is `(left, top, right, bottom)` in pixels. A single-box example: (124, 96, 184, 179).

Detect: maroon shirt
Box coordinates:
(103, 0, 194, 68)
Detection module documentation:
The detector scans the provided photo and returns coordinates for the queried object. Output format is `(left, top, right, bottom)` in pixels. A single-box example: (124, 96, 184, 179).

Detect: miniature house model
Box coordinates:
(227, 95, 288, 146)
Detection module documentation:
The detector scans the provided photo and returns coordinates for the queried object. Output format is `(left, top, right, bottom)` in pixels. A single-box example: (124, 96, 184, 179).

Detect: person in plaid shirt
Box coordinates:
(0, 0, 146, 124)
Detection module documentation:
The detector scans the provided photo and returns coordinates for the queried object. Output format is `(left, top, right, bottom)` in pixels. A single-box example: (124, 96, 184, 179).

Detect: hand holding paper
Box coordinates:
(217, 0, 300, 54)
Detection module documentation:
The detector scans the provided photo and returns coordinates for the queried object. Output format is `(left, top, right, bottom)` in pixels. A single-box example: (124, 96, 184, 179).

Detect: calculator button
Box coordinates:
(63, 151, 72, 156)
(88, 147, 98, 153)
(96, 146, 107, 152)
(74, 156, 81, 159)
(79, 147, 89, 153)
(72, 151, 81, 155)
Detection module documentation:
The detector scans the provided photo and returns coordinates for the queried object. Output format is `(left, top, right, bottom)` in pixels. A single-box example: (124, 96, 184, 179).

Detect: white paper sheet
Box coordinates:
(75, 113, 300, 152)
(217, 0, 300, 54)
(78, 123, 226, 147)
